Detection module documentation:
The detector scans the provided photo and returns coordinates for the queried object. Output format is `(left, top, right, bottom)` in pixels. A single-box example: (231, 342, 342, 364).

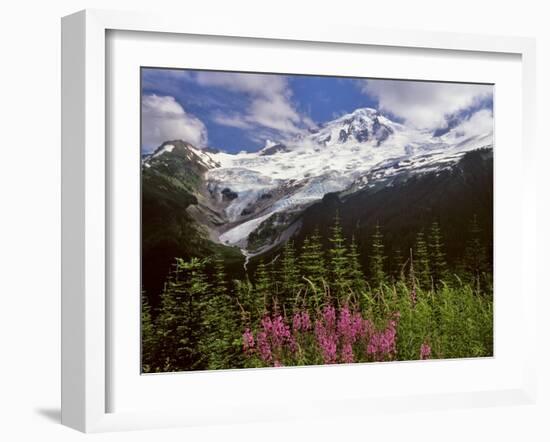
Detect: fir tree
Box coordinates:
(347, 235, 366, 295)
(299, 229, 327, 295)
(428, 221, 449, 286)
(154, 258, 210, 372)
(279, 240, 300, 309)
(254, 259, 273, 309)
(369, 222, 386, 287)
(414, 231, 431, 290)
(392, 247, 405, 282)
(141, 291, 156, 373)
(328, 213, 350, 300)
(464, 214, 488, 284)
(180, 257, 210, 369)
(213, 255, 228, 297)
(234, 278, 262, 323)
(200, 256, 242, 370)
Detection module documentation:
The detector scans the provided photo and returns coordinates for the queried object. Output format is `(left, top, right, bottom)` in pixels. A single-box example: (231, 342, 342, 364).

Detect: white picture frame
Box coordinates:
(61, 9, 537, 433)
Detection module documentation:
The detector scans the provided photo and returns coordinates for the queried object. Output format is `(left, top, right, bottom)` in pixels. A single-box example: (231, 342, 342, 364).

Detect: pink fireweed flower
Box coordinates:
(336, 306, 364, 363)
(340, 342, 354, 364)
(242, 328, 255, 352)
(420, 342, 432, 360)
(260, 315, 273, 334)
(271, 314, 291, 347)
(315, 306, 339, 364)
(366, 315, 398, 361)
(250, 314, 293, 366)
(351, 312, 366, 338)
(337, 306, 353, 339)
(256, 331, 272, 363)
(315, 325, 338, 364)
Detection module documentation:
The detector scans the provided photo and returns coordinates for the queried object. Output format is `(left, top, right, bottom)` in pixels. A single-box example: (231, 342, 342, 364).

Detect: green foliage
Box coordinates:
(464, 215, 488, 276)
(428, 221, 449, 286)
(414, 231, 431, 291)
(140, 291, 156, 373)
(347, 236, 367, 298)
(200, 256, 243, 370)
(369, 222, 386, 288)
(142, 219, 493, 372)
(391, 247, 405, 282)
(299, 229, 327, 305)
(328, 212, 350, 301)
(254, 259, 273, 307)
(279, 240, 300, 308)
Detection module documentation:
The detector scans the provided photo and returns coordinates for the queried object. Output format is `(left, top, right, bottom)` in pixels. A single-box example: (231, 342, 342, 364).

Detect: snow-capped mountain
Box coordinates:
(142, 107, 493, 259)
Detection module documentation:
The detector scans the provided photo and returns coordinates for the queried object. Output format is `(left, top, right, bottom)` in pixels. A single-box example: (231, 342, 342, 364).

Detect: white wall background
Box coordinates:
(0, 1, 547, 440)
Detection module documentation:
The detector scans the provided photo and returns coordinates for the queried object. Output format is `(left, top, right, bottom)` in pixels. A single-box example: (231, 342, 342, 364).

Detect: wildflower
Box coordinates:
(271, 314, 291, 347)
(337, 306, 364, 363)
(420, 342, 432, 360)
(256, 331, 272, 363)
(242, 328, 255, 352)
(366, 314, 398, 361)
(315, 306, 339, 364)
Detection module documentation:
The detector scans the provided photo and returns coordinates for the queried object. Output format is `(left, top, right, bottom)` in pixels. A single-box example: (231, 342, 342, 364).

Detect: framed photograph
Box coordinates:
(61, 9, 537, 432)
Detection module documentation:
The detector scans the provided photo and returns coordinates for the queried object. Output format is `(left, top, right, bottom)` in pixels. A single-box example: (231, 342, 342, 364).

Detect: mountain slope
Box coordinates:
(141, 141, 244, 306)
(141, 108, 493, 298)
(201, 107, 492, 255)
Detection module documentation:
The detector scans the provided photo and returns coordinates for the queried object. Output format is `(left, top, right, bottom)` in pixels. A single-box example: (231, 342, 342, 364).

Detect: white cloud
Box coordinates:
(211, 112, 254, 130)
(141, 95, 207, 152)
(360, 79, 492, 129)
(195, 71, 314, 138)
(195, 72, 288, 96)
(449, 108, 494, 139)
(247, 95, 303, 134)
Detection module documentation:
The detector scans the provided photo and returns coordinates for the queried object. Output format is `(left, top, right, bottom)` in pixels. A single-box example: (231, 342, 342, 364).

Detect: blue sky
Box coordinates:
(141, 68, 493, 154)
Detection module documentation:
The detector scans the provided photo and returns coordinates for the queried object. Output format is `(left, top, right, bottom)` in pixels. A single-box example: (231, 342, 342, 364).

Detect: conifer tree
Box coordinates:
(200, 256, 242, 370)
(141, 291, 156, 373)
(154, 258, 210, 372)
(392, 247, 405, 282)
(299, 229, 327, 293)
(328, 213, 350, 300)
(279, 240, 300, 308)
(428, 221, 449, 286)
(213, 255, 228, 297)
(369, 222, 386, 287)
(181, 257, 210, 369)
(235, 278, 262, 323)
(464, 214, 488, 282)
(254, 259, 273, 308)
(414, 231, 431, 290)
(347, 235, 366, 295)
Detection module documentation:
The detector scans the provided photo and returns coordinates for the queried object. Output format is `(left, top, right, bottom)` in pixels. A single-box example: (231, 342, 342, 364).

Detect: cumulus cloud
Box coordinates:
(360, 79, 492, 129)
(449, 108, 494, 140)
(195, 72, 314, 138)
(141, 94, 207, 152)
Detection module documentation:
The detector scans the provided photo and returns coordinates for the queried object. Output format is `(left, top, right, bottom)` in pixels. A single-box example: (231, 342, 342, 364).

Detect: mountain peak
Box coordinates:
(336, 107, 379, 121)
(144, 140, 221, 170)
(311, 107, 395, 146)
